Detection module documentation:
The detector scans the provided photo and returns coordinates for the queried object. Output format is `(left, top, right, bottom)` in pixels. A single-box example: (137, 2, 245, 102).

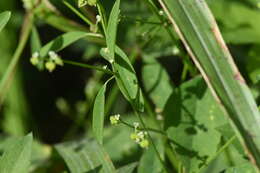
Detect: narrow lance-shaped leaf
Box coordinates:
(105, 0, 121, 62)
(93, 77, 113, 144)
(39, 31, 102, 57)
(159, 0, 260, 167)
(0, 134, 33, 173)
(0, 11, 11, 32)
(30, 26, 42, 53)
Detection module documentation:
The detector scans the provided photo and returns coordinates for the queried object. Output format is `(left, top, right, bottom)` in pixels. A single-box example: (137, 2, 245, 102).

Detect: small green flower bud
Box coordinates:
(30, 52, 39, 65)
(88, 0, 97, 6)
(30, 57, 39, 66)
(78, 0, 87, 7)
(140, 139, 149, 148)
(49, 51, 63, 66)
(45, 61, 56, 72)
(110, 114, 120, 125)
(130, 132, 138, 141)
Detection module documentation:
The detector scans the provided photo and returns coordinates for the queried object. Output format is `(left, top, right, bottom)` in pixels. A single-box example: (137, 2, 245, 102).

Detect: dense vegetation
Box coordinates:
(0, 0, 259, 172)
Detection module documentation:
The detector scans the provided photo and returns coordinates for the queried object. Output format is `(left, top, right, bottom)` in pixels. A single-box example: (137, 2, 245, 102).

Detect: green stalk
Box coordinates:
(63, 1, 94, 26)
(159, 0, 260, 168)
(0, 12, 34, 108)
(63, 60, 114, 75)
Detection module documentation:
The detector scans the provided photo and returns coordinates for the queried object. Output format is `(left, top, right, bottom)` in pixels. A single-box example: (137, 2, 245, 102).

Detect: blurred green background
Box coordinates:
(0, 0, 259, 172)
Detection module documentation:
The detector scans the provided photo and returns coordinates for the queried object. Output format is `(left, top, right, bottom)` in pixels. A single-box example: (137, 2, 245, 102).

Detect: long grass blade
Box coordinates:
(159, 0, 260, 168)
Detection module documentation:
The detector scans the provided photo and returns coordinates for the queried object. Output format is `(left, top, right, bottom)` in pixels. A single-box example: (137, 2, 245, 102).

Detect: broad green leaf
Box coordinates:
(142, 58, 173, 111)
(160, 0, 260, 166)
(106, 0, 120, 62)
(93, 78, 113, 144)
(55, 139, 116, 173)
(117, 162, 138, 173)
(30, 26, 42, 53)
(39, 31, 99, 57)
(0, 134, 33, 173)
(0, 11, 11, 33)
(225, 163, 257, 173)
(165, 77, 223, 172)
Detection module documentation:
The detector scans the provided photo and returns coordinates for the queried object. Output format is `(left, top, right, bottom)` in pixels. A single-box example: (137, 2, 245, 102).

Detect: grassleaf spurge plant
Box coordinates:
(0, 0, 259, 173)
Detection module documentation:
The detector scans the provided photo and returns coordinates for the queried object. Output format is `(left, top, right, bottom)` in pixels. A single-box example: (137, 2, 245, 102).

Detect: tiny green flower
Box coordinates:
(45, 61, 56, 72)
(130, 132, 138, 141)
(78, 0, 87, 7)
(139, 139, 149, 148)
(110, 114, 120, 125)
(88, 0, 97, 6)
(30, 52, 39, 66)
(49, 51, 63, 66)
(133, 122, 139, 131)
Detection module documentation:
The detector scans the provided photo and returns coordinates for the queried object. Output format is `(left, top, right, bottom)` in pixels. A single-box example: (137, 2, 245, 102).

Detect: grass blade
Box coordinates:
(159, 0, 260, 167)
(0, 11, 11, 32)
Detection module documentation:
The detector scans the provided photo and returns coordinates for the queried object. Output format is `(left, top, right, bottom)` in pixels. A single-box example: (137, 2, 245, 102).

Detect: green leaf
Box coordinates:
(113, 47, 144, 112)
(142, 58, 174, 111)
(165, 77, 223, 172)
(30, 26, 42, 53)
(55, 139, 116, 173)
(0, 11, 11, 33)
(117, 162, 138, 173)
(225, 163, 258, 173)
(0, 134, 33, 173)
(106, 0, 121, 62)
(39, 31, 99, 57)
(93, 77, 113, 144)
(160, 0, 260, 166)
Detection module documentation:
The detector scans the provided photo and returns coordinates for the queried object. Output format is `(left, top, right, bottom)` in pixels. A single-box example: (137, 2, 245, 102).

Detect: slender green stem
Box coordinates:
(0, 12, 34, 108)
(119, 119, 166, 135)
(63, 60, 115, 75)
(133, 109, 170, 173)
(143, 0, 175, 41)
(97, 1, 107, 36)
(63, 1, 94, 26)
(197, 135, 236, 173)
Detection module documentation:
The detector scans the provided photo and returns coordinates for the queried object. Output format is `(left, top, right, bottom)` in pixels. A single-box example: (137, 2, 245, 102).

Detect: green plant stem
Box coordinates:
(0, 12, 34, 108)
(119, 119, 166, 135)
(63, 1, 94, 26)
(143, 0, 175, 41)
(63, 60, 115, 75)
(134, 110, 170, 173)
(197, 135, 236, 173)
(143, 94, 181, 172)
(97, 1, 107, 36)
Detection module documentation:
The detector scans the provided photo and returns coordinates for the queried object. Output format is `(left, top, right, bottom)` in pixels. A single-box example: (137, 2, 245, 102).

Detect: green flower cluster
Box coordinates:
(130, 122, 149, 149)
(30, 51, 64, 72)
(109, 114, 120, 125)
